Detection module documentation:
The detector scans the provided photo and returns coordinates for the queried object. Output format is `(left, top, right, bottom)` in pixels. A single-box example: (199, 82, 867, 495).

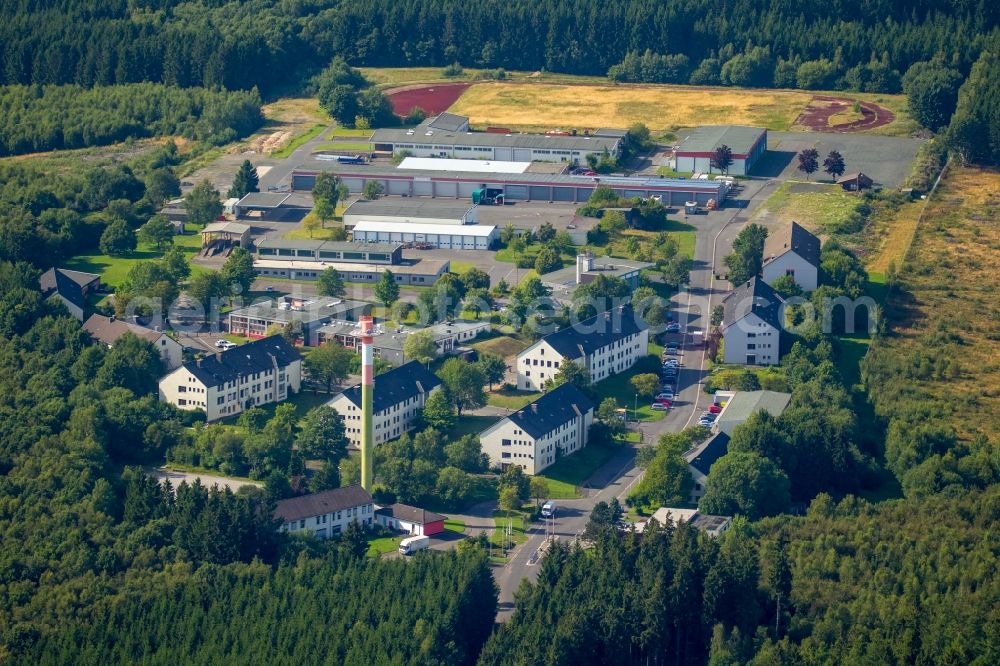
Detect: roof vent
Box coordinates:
(531, 403, 538, 413)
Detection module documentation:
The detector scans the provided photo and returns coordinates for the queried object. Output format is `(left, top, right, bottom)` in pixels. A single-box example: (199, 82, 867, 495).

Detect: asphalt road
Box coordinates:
(484, 177, 778, 621)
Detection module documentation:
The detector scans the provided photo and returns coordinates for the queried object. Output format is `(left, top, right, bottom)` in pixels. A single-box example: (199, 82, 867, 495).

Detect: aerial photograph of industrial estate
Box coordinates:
(0, 1, 997, 664)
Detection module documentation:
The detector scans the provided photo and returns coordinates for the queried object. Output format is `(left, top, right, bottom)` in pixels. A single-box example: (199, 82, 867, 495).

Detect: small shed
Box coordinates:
(837, 172, 874, 191)
(375, 503, 446, 536)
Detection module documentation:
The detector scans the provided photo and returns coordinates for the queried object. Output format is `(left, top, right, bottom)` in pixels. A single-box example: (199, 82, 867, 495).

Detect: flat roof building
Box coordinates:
(371, 113, 622, 164)
(201, 221, 251, 249)
(647, 507, 731, 537)
(234, 192, 312, 221)
(542, 252, 654, 293)
(397, 157, 531, 174)
(291, 162, 729, 206)
(253, 257, 448, 286)
(254, 237, 403, 265)
(227, 296, 370, 345)
(351, 221, 498, 250)
(342, 199, 478, 228)
(317, 319, 491, 366)
(675, 125, 767, 176)
(713, 390, 791, 436)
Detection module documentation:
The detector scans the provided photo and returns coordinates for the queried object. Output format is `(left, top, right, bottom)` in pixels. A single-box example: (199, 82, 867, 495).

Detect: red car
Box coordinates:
(708, 404, 722, 414)
(654, 398, 673, 408)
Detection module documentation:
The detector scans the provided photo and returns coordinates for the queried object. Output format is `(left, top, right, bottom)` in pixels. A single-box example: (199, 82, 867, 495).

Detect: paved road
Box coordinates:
(151, 467, 261, 492)
(487, 178, 778, 620)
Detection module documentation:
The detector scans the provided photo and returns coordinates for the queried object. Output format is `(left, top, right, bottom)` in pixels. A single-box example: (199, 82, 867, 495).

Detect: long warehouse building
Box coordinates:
(291, 163, 728, 205)
(351, 221, 498, 250)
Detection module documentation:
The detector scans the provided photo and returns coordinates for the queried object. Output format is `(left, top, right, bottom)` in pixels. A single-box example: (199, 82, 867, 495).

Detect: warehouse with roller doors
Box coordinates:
(291, 163, 728, 206)
(342, 199, 477, 229)
(673, 125, 767, 176)
(351, 221, 498, 250)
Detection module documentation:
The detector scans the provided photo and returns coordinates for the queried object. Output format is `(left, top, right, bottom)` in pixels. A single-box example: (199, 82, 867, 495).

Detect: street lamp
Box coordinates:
(634, 393, 638, 423)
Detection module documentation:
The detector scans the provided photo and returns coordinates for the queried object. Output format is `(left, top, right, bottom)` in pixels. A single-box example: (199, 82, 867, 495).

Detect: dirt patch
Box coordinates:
(386, 83, 472, 117)
(794, 95, 895, 133)
(245, 130, 293, 154)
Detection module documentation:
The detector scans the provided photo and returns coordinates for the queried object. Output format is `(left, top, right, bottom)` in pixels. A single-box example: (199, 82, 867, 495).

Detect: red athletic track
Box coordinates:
(386, 83, 472, 117)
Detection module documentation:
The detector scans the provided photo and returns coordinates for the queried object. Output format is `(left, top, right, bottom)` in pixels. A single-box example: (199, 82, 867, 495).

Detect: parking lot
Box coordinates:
(760, 131, 924, 187)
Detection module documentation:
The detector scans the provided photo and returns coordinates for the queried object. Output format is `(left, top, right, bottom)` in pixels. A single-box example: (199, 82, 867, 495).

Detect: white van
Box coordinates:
(541, 501, 556, 519)
(398, 535, 430, 555)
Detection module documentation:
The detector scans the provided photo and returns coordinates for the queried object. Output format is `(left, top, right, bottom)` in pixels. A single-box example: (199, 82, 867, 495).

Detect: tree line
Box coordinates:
(1, 1, 994, 95)
(0, 83, 263, 156)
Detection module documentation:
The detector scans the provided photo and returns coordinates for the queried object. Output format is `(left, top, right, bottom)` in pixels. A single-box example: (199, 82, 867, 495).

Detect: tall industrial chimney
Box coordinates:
(360, 315, 375, 491)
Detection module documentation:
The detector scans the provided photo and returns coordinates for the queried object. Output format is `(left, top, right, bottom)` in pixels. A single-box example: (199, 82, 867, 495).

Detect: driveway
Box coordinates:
(150, 467, 261, 493)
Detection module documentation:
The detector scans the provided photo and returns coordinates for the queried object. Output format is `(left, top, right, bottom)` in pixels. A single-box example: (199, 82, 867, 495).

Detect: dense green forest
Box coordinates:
(0, 84, 263, 156)
(1, 0, 996, 92)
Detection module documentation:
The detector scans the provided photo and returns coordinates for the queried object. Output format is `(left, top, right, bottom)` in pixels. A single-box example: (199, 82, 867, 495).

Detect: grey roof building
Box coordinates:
(317, 319, 490, 366)
(506, 383, 595, 439)
(714, 390, 791, 436)
(227, 296, 370, 345)
(764, 221, 821, 268)
(685, 431, 731, 477)
(342, 198, 477, 226)
(184, 336, 301, 389)
(335, 360, 442, 414)
(674, 125, 768, 176)
(425, 112, 470, 132)
(722, 277, 784, 330)
(39, 267, 101, 321)
(542, 304, 648, 359)
(275, 485, 374, 523)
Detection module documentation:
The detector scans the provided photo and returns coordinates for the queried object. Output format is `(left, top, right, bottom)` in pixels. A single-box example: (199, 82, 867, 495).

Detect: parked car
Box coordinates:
(698, 419, 714, 427)
(653, 398, 672, 407)
(215, 340, 237, 350)
(708, 404, 722, 414)
(655, 392, 674, 401)
(662, 359, 680, 366)
(666, 346, 679, 355)
(700, 412, 717, 421)
(650, 403, 670, 411)
(665, 323, 681, 333)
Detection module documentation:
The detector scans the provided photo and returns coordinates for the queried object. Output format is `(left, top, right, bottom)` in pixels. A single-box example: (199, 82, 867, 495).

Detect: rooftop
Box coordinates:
(684, 431, 731, 476)
(319, 319, 489, 351)
(202, 221, 250, 235)
(294, 161, 728, 193)
(352, 221, 497, 237)
(542, 255, 655, 290)
(227, 297, 369, 325)
(676, 125, 766, 155)
(532, 304, 647, 360)
(397, 156, 530, 174)
(648, 508, 732, 535)
(721, 277, 784, 330)
(39, 267, 100, 310)
(253, 258, 448, 276)
(374, 503, 447, 524)
(180, 335, 301, 389)
(500, 383, 595, 440)
(763, 221, 821, 268)
(371, 127, 622, 152)
(425, 112, 469, 132)
(342, 198, 475, 220)
(83, 314, 165, 345)
(235, 192, 292, 208)
(274, 485, 372, 522)
(254, 237, 399, 253)
(715, 390, 792, 435)
(335, 360, 442, 413)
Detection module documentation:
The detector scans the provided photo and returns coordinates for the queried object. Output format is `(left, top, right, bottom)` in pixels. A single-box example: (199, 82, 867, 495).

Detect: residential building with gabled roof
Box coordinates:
(274, 485, 375, 539)
(479, 383, 595, 474)
(516, 304, 649, 391)
(761, 221, 821, 292)
(158, 335, 302, 421)
(327, 360, 442, 448)
(39, 267, 100, 321)
(720, 278, 784, 366)
(83, 314, 183, 370)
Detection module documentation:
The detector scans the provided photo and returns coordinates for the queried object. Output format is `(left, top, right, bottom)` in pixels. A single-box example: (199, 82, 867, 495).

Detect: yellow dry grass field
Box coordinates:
(448, 83, 814, 132)
(866, 200, 923, 274)
(883, 166, 1000, 441)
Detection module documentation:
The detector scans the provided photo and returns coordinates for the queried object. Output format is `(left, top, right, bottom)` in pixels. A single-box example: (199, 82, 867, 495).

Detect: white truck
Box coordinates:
(398, 535, 430, 555)
(541, 501, 556, 519)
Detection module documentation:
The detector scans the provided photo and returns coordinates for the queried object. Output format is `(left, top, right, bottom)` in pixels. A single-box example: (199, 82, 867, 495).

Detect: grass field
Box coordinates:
(592, 357, 667, 422)
(871, 166, 1000, 443)
(327, 127, 374, 139)
(486, 388, 537, 410)
(313, 142, 374, 152)
(866, 200, 923, 274)
(366, 534, 404, 557)
(471, 334, 531, 360)
(539, 440, 621, 490)
(751, 181, 858, 234)
(64, 224, 206, 288)
(449, 82, 815, 132)
(271, 123, 326, 158)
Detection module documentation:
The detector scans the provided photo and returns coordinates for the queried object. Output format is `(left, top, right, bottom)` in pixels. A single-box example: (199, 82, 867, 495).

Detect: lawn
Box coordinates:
(539, 439, 621, 491)
(219, 390, 331, 426)
(866, 200, 923, 275)
(486, 388, 537, 410)
(471, 334, 531, 360)
(327, 127, 375, 139)
(270, 123, 327, 158)
(591, 357, 668, 422)
(613, 222, 696, 259)
(449, 82, 814, 132)
(445, 415, 502, 440)
(540, 477, 579, 500)
(489, 512, 528, 550)
(448, 260, 476, 274)
(366, 534, 404, 557)
(64, 224, 206, 288)
(751, 181, 859, 234)
(313, 141, 374, 153)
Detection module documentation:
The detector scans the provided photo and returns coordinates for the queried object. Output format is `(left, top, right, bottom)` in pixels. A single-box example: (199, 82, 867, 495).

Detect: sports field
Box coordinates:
(448, 82, 814, 132)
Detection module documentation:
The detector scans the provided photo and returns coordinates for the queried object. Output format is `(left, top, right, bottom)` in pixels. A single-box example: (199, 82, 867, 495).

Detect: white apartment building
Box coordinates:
(158, 336, 302, 421)
(720, 278, 784, 366)
(274, 485, 375, 539)
(479, 383, 595, 474)
(761, 221, 821, 292)
(516, 304, 649, 391)
(327, 360, 442, 447)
